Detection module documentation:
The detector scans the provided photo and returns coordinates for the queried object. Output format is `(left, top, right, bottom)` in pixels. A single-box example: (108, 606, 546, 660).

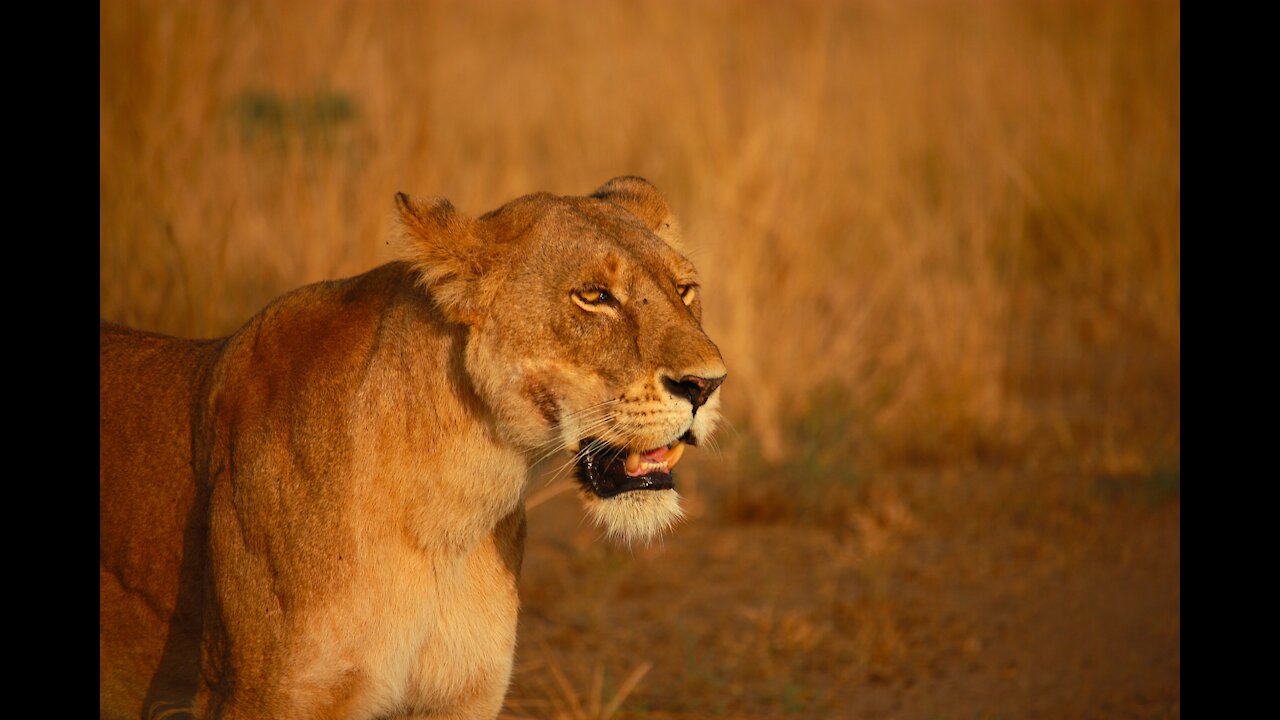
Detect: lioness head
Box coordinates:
(395, 177, 725, 544)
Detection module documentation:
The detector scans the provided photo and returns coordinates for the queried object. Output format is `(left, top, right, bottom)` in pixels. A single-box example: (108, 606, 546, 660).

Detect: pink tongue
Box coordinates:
(641, 446, 668, 462)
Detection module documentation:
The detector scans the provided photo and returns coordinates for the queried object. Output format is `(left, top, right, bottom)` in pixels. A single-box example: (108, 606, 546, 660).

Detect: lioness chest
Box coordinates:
(286, 526, 522, 719)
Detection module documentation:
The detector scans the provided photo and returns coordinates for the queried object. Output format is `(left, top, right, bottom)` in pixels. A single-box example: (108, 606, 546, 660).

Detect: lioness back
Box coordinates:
(100, 322, 217, 716)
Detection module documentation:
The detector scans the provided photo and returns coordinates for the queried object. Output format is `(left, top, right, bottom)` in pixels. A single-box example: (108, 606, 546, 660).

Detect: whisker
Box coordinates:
(545, 451, 586, 486)
(544, 434, 608, 486)
(717, 415, 744, 442)
(571, 397, 622, 413)
(530, 414, 618, 466)
(530, 407, 621, 455)
(705, 434, 723, 458)
(546, 427, 628, 485)
(556, 399, 622, 425)
(527, 399, 622, 453)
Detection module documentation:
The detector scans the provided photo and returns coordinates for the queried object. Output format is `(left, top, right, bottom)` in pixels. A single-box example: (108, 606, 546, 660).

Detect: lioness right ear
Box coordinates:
(591, 176, 683, 251)
(394, 192, 486, 325)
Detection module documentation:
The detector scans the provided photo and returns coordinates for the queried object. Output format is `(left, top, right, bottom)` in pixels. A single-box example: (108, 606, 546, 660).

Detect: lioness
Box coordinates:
(100, 177, 726, 720)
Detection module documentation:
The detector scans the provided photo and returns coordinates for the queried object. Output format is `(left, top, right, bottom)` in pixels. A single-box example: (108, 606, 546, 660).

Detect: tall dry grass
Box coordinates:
(100, 0, 1179, 480)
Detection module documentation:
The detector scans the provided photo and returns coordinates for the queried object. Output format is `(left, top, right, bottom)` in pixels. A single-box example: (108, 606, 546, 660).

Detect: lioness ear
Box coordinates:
(394, 192, 486, 325)
(591, 176, 683, 250)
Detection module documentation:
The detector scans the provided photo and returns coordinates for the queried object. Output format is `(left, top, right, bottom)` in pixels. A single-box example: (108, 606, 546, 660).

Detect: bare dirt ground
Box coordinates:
(504, 465, 1180, 719)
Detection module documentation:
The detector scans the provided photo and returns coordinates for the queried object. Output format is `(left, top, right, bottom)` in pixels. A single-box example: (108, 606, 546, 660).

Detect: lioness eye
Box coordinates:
(678, 284, 697, 305)
(573, 288, 612, 306)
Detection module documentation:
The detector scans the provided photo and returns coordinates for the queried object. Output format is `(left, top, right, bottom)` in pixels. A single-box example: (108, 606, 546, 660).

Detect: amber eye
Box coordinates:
(572, 288, 614, 310)
(678, 284, 697, 306)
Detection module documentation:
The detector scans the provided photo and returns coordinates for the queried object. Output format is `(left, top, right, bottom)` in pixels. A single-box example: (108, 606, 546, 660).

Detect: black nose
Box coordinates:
(662, 374, 726, 411)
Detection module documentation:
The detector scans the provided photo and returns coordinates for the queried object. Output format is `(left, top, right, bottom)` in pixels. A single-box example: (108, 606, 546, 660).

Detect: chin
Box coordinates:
(581, 488, 685, 545)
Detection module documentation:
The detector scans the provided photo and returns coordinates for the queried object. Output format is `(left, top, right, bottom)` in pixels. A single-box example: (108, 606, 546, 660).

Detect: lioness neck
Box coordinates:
(354, 263, 531, 556)
(209, 262, 530, 559)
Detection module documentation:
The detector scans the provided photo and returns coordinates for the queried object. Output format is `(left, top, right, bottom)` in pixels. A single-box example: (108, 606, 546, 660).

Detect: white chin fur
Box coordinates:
(582, 489, 685, 545)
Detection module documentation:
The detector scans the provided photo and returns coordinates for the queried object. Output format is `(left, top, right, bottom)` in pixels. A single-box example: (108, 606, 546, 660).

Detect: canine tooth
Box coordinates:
(625, 451, 642, 474)
(666, 441, 686, 470)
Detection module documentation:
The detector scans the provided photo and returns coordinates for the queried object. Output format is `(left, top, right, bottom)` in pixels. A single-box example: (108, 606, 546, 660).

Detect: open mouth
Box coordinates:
(575, 437, 690, 498)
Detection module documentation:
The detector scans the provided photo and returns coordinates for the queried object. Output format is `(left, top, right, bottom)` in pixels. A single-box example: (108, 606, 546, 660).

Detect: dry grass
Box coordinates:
(100, 0, 1179, 477)
(100, 0, 1179, 715)
(502, 649, 653, 720)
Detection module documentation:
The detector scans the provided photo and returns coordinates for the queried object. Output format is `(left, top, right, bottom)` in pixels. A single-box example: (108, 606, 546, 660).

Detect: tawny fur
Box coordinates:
(100, 177, 726, 720)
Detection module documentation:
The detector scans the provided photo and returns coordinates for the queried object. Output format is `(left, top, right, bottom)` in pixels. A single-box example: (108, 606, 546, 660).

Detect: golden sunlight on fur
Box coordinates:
(99, 177, 724, 720)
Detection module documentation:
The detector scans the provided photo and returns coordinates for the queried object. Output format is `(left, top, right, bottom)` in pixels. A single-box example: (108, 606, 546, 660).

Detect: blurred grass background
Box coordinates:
(100, 1, 1179, 717)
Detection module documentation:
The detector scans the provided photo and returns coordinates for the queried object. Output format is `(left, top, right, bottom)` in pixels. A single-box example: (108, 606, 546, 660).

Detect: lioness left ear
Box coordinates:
(394, 192, 488, 325)
(591, 176, 683, 250)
